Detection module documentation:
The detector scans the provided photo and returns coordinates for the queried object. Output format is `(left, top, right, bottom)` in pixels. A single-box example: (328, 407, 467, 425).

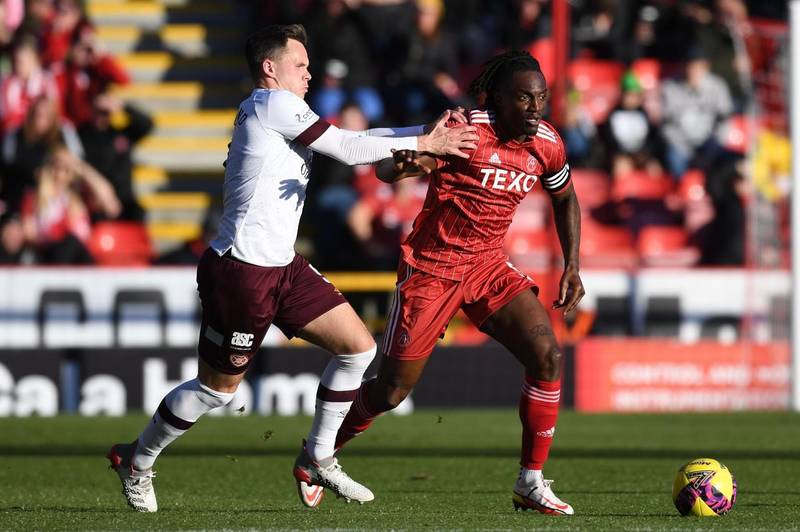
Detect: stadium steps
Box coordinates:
(110, 82, 245, 112)
(133, 166, 223, 195)
(87, 1, 241, 30)
(133, 136, 228, 171)
(89, 0, 246, 253)
(117, 52, 244, 83)
(151, 110, 235, 137)
(97, 24, 241, 56)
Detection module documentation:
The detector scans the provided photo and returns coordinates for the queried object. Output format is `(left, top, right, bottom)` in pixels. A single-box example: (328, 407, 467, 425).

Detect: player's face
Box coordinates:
(267, 38, 311, 98)
(494, 70, 548, 139)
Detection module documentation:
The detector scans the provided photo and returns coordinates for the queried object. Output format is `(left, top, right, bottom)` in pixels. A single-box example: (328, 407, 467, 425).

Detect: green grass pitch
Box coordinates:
(1, 410, 798, 530)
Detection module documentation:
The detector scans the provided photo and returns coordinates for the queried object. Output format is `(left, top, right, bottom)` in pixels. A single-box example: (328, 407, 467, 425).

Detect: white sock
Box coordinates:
(306, 346, 376, 461)
(517, 467, 544, 488)
(132, 378, 234, 470)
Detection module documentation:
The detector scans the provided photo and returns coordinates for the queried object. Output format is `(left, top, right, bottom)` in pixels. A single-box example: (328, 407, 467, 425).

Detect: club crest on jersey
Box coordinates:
(398, 330, 411, 347)
(479, 168, 538, 192)
(526, 155, 537, 173)
(229, 354, 249, 367)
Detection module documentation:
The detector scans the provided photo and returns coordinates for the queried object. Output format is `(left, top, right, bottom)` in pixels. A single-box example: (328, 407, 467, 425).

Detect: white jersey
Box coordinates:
(211, 88, 418, 267)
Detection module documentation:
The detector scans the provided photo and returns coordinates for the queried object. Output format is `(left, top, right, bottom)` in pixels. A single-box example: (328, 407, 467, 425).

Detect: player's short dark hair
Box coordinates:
(245, 24, 308, 83)
(469, 51, 543, 107)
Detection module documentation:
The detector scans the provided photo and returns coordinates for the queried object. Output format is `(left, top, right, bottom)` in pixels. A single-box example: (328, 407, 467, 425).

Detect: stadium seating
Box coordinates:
(577, 221, 637, 269)
(612, 170, 673, 201)
(567, 59, 624, 123)
(87, 221, 154, 266)
(637, 226, 700, 267)
(93, 0, 243, 254)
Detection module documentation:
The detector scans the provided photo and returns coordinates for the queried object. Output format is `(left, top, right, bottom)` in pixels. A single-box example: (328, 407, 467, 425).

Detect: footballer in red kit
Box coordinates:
(333, 51, 585, 516)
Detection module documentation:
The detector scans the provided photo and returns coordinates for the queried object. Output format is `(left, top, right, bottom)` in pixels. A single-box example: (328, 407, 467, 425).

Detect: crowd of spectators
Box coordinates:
(0, 0, 789, 270)
(0, 0, 151, 265)
(257, 0, 788, 271)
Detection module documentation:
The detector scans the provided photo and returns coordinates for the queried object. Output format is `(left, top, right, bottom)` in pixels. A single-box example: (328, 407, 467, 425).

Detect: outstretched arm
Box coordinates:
(550, 184, 585, 315)
(375, 150, 438, 183)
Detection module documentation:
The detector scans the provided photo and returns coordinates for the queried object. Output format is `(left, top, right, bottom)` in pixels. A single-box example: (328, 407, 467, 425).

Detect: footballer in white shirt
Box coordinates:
(106, 23, 478, 512)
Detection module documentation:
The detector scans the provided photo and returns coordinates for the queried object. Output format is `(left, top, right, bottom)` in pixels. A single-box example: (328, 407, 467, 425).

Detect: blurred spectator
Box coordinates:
(661, 49, 733, 178)
(1, 94, 80, 214)
(53, 24, 130, 127)
(503, 0, 550, 51)
(305, 0, 384, 122)
(308, 102, 372, 268)
(0, 212, 31, 263)
(16, 0, 54, 38)
(599, 71, 664, 177)
(20, 146, 120, 263)
(572, 0, 636, 61)
(77, 92, 151, 221)
(561, 87, 598, 167)
(696, 155, 746, 265)
(386, 0, 462, 123)
(684, 0, 751, 110)
(0, 0, 24, 49)
(39, 0, 90, 66)
(347, 176, 427, 269)
(0, 34, 60, 134)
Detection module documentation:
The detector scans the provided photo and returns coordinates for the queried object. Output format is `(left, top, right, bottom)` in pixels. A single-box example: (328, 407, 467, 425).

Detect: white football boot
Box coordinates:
(293, 441, 374, 505)
(107, 442, 158, 512)
(513, 477, 574, 515)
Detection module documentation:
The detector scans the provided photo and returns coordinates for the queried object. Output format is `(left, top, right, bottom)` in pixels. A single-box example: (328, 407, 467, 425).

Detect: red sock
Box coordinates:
(334, 379, 384, 451)
(519, 376, 561, 470)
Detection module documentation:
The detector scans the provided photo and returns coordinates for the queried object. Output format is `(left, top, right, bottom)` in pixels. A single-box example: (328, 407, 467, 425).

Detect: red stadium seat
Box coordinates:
(612, 170, 673, 201)
(528, 38, 555, 84)
(570, 168, 611, 210)
(637, 226, 699, 267)
(579, 221, 637, 269)
(568, 59, 624, 123)
(630, 58, 661, 91)
(679, 169, 707, 202)
(505, 227, 552, 270)
(717, 114, 751, 154)
(87, 221, 154, 266)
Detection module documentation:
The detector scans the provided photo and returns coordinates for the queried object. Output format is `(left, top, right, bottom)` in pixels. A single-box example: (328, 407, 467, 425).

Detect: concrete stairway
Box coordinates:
(90, 0, 248, 252)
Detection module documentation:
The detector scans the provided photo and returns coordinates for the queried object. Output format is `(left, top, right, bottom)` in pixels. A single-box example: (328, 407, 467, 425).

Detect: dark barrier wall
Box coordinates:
(0, 345, 576, 416)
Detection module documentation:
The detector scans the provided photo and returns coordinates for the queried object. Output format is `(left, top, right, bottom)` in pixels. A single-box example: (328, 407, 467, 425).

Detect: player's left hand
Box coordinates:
(553, 266, 585, 317)
(390, 149, 431, 175)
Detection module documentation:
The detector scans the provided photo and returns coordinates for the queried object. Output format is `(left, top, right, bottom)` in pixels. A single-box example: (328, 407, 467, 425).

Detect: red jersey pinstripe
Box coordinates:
(401, 110, 570, 281)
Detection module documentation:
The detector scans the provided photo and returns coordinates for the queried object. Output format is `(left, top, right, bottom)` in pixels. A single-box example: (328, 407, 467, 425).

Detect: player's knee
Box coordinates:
(336, 344, 376, 371)
(535, 345, 562, 381)
(374, 385, 411, 411)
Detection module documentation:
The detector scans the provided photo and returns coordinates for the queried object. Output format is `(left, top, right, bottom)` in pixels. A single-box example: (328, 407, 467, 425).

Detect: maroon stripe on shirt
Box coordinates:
(295, 119, 331, 146)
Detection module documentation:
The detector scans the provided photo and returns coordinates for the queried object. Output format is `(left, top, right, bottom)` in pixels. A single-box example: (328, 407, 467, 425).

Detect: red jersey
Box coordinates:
(402, 109, 571, 280)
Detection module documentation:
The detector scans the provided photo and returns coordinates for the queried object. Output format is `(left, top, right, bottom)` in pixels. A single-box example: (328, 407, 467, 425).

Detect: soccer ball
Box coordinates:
(672, 458, 737, 516)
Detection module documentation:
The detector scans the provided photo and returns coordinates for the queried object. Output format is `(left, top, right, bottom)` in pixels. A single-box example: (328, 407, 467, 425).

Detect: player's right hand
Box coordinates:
(418, 114, 478, 159)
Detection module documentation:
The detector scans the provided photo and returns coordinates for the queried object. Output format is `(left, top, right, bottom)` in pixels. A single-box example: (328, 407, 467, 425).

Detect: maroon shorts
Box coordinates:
(196, 248, 347, 374)
(381, 257, 537, 360)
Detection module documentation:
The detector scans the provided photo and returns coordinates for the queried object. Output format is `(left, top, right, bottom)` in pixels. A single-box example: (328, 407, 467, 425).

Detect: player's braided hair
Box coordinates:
(469, 51, 542, 107)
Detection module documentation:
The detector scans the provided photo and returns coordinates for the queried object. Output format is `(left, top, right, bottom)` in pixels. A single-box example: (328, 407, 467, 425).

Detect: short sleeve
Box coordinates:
(256, 89, 330, 145)
(537, 122, 571, 194)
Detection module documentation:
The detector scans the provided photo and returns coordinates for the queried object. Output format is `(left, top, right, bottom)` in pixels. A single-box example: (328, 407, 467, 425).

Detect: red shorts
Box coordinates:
(196, 248, 347, 374)
(381, 257, 537, 360)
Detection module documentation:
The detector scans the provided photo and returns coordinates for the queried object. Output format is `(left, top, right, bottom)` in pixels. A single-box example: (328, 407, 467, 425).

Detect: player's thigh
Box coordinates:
(479, 288, 559, 372)
(198, 357, 246, 393)
(196, 248, 278, 375)
(297, 302, 375, 355)
(382, 263, 463, 362)
(276, 256, 373, 355)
